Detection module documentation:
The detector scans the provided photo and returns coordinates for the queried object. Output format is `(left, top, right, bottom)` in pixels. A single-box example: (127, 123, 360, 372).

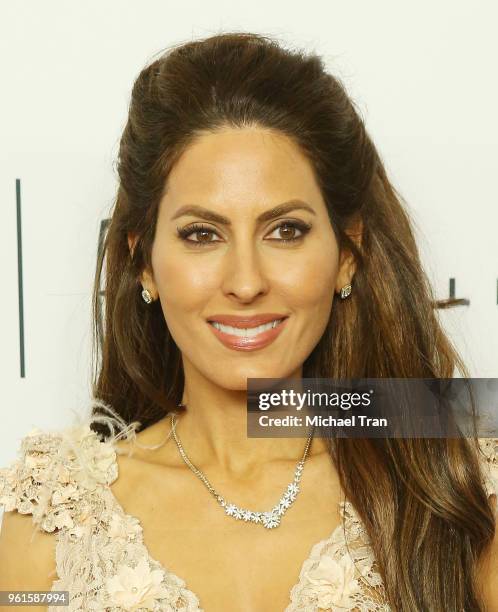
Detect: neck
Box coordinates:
(172, 378, 328, 480)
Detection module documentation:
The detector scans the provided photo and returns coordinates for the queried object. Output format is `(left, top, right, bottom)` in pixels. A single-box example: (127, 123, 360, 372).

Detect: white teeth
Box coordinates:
(210, 319, 284, 337)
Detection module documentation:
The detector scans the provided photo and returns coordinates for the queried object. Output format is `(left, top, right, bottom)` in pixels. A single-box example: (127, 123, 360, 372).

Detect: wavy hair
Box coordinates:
(90, 31, 495, 610)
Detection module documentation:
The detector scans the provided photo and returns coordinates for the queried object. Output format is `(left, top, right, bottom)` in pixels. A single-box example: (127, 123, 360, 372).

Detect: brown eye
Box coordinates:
(194, 228, 214, 243)
(266, 220, 311, 243)
(176, 219, 312, 248)
(176, 223, 221, 247)
(277, 224, 297, 240)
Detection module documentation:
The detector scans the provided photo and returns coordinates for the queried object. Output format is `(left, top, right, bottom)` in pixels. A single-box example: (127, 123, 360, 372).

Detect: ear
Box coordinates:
(335, 215, 363, 294)
(127, 232, 157, 298)
(127, 232, 138, 259)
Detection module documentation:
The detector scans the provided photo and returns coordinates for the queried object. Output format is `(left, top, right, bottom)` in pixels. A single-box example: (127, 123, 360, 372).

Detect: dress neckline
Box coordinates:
(101, 433, 355, 611)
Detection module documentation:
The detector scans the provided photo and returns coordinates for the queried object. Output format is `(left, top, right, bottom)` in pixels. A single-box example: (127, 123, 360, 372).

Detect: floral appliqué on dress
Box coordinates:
(1, 409, 497, 612)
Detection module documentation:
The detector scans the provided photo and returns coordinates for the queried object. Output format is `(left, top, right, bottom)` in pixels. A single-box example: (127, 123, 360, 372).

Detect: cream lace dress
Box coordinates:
(1, 408, 497, 612)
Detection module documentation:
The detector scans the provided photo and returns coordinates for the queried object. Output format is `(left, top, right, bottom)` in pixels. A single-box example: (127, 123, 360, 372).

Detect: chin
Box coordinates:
(209, 365, 296, 390)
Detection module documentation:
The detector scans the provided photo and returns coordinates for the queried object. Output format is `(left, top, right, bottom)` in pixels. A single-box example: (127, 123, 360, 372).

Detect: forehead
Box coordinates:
(161, 127, 324, 217)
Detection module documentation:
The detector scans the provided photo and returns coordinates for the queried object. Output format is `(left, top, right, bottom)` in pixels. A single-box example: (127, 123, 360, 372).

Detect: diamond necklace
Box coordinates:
(169, 408, 315, 529)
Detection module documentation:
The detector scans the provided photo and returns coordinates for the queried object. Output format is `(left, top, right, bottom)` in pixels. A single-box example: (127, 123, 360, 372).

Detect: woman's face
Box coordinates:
(131, 127, 354, 390)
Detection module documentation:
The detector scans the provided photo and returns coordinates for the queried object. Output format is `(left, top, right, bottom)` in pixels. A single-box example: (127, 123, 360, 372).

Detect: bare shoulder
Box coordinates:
(0, 509, 57, 592)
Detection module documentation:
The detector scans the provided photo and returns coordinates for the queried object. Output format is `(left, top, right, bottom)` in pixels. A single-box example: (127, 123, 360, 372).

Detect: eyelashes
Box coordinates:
(176, 220, 312, 248)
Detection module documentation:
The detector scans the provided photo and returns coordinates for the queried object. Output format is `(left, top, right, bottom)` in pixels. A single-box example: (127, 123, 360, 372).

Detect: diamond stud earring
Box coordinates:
(141, 288, 153, 304)
(340, 284, 352, 299)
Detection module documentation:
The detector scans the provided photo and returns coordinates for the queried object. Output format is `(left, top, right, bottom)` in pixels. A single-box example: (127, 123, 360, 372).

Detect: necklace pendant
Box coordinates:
(261, 510, 281, 529)
(223, 502, 282, 528)
(241, 509, 254, 522)
(225, 503, 243, 519)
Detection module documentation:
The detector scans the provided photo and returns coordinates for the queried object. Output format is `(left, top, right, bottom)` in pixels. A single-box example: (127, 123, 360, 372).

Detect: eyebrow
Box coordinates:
(170, 199, 317, 225)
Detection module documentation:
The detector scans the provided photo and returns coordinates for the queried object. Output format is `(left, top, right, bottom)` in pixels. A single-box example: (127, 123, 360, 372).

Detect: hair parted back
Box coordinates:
(90, 31, 495, 610)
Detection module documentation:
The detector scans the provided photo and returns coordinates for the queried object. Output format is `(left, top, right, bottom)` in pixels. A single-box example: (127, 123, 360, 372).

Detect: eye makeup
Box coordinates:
(176, 220, 312, 248)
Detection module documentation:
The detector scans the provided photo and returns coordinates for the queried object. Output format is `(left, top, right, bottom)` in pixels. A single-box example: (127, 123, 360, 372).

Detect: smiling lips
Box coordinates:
(206, 313, 289, 351)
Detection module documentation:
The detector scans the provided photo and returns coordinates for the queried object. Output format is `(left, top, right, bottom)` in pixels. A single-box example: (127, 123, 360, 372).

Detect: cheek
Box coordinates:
(151, 249, 219, 309)
(275, 248, 338, 307)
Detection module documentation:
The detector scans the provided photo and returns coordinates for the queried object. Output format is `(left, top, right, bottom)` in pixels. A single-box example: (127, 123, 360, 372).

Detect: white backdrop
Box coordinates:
(1, 2, 497, 526)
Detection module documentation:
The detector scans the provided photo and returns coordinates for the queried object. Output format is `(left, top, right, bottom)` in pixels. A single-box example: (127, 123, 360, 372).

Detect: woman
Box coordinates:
(0, 32, 497, 611)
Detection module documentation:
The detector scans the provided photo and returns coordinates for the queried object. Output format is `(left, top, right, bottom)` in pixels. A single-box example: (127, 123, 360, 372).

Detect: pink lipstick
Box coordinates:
(206, 314, 289, 351)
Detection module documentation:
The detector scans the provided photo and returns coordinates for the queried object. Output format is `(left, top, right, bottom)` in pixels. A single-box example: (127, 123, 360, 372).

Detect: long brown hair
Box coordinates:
(90, 32, 495, 610)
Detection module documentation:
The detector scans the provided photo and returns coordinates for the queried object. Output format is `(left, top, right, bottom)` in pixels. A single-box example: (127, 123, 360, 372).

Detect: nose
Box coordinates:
(220, 238, 270, 303)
